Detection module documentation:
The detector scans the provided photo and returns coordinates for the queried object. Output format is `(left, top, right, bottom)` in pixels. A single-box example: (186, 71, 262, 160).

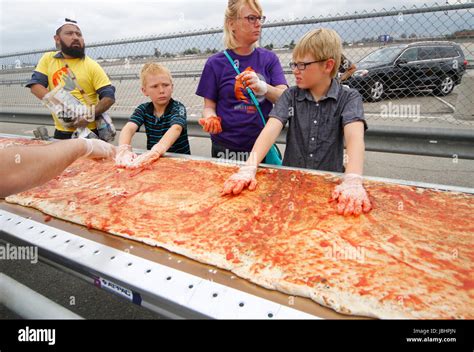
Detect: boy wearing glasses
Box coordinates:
(222, 28, 372, 217)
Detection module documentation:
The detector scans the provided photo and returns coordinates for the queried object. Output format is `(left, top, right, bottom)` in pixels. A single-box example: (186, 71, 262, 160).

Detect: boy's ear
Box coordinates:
(141, 86, 147, 96)
(326, 59, 336, 74)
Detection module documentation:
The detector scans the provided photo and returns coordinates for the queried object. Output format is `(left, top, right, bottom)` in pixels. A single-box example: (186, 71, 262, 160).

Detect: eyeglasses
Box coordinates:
(241, 15, 266, 24)
(289, 59, 328, 71)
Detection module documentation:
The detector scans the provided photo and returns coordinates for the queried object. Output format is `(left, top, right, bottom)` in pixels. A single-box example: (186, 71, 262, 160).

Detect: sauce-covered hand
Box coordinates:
(199, 116, 222, 134)
(331, 173, 372, 216)
(222, 165, 257, 195)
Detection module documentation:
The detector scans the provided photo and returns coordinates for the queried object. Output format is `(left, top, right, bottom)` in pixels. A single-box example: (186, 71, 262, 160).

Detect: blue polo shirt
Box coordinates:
(129, 99, 190, 154)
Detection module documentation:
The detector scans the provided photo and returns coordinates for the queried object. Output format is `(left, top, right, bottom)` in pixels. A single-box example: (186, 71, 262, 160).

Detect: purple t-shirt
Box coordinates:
(196, 48, 287, 152)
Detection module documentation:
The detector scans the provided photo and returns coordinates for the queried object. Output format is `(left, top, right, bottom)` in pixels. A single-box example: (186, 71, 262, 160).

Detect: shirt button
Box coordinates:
(311, 137, 315, 141)
(313, 120, 317, 124)
(310, 154, 313, 158)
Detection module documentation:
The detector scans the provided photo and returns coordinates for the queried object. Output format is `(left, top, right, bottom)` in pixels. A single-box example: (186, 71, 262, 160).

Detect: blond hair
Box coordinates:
(140, 62, 173, 87)
(293, 28, 342, 78)
(223, 0, 263, 50)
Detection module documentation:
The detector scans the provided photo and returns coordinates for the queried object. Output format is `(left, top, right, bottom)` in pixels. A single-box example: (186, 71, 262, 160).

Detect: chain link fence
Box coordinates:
(0, 1, 473, 130)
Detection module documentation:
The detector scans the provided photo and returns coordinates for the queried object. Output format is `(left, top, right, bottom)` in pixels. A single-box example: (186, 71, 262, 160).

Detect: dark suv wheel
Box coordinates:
(367, 79, 385, 102)
(434, 75, 455, 96)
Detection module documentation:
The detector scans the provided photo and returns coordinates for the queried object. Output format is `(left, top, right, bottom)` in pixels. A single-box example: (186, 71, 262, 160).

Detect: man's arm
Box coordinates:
(0, 139, 115, 198)
(30, 84, 49, 100)
(91, 63, 115, 117)
(30, 83, 114, 124)
(26, 56, 49, 99)
(93, 97, 115, 117)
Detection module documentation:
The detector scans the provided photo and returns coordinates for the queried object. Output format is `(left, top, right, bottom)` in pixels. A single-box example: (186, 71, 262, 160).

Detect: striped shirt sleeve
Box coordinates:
(129, 104, 146, 128)
(169, 102, 187, 128)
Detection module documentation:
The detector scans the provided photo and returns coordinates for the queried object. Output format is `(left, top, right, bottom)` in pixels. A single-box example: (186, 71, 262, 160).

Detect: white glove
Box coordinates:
(81, 138, 116, 159)
(331, 173, 372, 216)
(72, 105, 95, 127)
(74, 105, 94, 119)
(114, 144, 138, 167)
(237, 71, 268, 96)
(222, 165, 258, 195)
(124, 143, 167, 169)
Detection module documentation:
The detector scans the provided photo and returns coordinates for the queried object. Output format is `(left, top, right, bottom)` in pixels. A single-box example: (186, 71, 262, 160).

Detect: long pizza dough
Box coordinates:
(3, 138, 473, 319)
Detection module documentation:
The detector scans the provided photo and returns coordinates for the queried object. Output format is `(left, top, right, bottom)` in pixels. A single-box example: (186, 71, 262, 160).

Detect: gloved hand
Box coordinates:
(80, 138, 116, 159)
(124, 143, 166, 169)
(222, 165, 257, 195)
(331, 173, 372, 216)
(73, 118, 90, 128)
(72, 105, 95, 128)
(199, 116, 222, 134)
(236, 70, 268, 96)
(114, 144, 137, 168)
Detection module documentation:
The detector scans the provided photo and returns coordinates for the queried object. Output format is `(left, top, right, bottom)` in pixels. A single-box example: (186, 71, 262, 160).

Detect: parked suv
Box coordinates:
(346, 41, 468, 102)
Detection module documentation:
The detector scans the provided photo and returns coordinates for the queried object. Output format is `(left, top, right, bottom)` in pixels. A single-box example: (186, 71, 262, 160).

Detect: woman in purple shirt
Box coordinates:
(196, 0, 288, 160)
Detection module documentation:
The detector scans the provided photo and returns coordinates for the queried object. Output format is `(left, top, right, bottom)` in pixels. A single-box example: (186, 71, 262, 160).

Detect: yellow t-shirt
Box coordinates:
(35, 52, 111, 132)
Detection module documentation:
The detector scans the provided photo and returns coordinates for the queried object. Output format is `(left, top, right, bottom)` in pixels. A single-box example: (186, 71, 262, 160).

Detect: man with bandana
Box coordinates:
(26, 18, 116, 139)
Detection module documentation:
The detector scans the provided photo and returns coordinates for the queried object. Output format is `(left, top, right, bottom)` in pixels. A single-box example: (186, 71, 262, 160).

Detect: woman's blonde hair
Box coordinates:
(223, 0, 263, 50)
(293, 28, 342, 78)
(140, 62, 173, 87)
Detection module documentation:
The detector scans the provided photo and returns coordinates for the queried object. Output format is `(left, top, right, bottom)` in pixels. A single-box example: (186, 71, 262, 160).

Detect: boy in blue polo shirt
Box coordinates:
(222, 28, 372, 217)
(115, 63, 190, 168)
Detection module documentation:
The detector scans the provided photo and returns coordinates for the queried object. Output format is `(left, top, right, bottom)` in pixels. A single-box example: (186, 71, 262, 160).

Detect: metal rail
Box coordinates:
(0, 209, 316, 319)
(0, 273, 83, 319)
(1, 111, 473, 160)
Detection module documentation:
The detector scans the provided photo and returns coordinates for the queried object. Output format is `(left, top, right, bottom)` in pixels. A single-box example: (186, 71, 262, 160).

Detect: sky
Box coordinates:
(0, 0, 465, 54)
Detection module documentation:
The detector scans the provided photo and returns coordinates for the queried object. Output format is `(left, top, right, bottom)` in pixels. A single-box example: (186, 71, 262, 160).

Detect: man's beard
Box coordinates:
(60, 39, 86, 58)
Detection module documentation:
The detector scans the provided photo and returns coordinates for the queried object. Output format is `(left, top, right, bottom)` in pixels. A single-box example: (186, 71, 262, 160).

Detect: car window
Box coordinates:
(418, 47, 436, 61)
(359, 46, 405, 64)
(438, 46, 458, 58)
(399, 48, 418, 62)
